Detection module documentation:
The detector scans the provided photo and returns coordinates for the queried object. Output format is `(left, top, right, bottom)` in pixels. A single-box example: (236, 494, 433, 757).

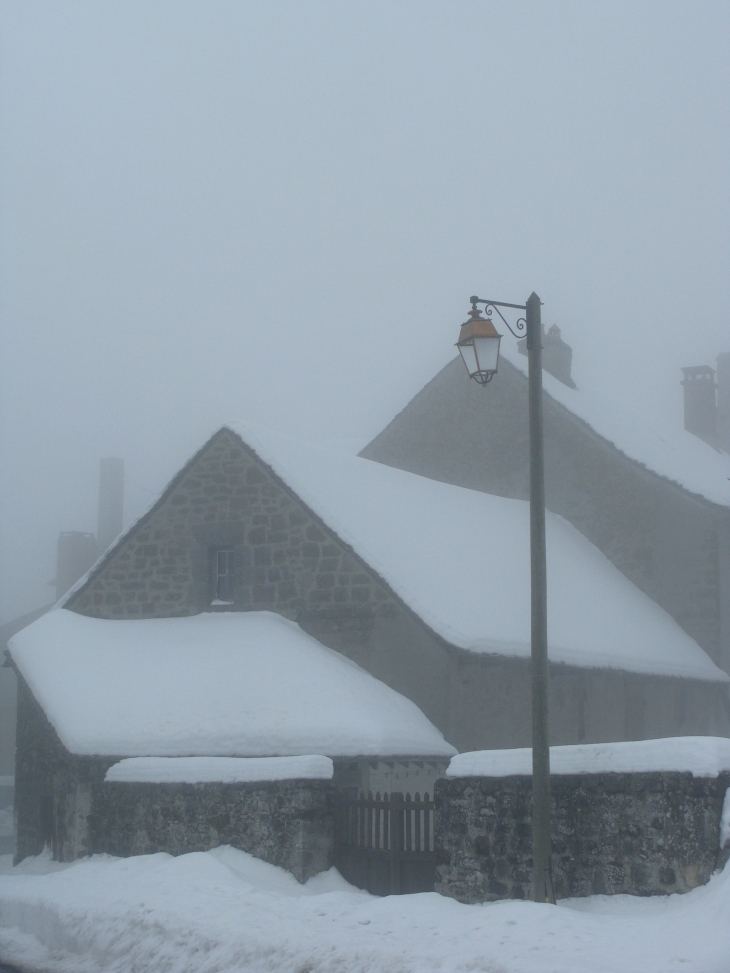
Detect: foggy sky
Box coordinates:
(1, 1, 729, 623)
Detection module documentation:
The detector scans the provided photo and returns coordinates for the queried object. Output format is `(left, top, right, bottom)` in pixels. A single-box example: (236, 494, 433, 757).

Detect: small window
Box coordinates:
(212, 548, 234, 605)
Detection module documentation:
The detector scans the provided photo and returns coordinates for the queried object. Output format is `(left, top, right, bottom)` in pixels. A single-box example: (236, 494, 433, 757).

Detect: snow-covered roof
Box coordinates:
(224, 422, 727, 683)
(500, 343, 730, 507)
(105, 755, 334, 784)
(446, 736, 730, 779)
(8, 609, 456, 759)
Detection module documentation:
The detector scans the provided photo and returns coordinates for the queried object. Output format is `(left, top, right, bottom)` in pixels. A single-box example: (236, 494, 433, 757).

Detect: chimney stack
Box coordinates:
(97, 457, 124, 553)
(518, 324, 576, 388)
(681, 366, 717, 448)
(716, 353, 730, 453)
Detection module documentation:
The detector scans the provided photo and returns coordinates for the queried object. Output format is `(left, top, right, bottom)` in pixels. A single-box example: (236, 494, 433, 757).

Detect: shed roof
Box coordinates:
(9, 609, 457, 759)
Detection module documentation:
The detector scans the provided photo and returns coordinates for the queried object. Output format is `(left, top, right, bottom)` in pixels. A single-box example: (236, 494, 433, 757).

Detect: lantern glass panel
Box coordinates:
(457, 340, 479, 378)
(473, 334, 501, 375)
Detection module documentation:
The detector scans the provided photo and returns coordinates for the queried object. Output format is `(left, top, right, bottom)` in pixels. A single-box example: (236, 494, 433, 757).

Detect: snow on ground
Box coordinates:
(448, 737, 730, 779)
(225, 421, 726, 683)
(0, 846, 728, 973)
(106, 755, 334, 783)
(9, 610, 456, 758)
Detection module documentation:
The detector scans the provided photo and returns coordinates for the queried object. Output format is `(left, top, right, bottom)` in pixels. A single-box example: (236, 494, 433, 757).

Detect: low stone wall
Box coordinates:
(435, 772, 730, 902)
(90, 779, 334, 883)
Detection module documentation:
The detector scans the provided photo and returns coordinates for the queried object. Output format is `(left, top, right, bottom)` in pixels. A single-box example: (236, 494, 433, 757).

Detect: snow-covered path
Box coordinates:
(0, 847, 728, 973)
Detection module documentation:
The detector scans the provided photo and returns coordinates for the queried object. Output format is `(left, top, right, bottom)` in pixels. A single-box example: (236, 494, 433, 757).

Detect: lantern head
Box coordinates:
(455, 300, 502, 385)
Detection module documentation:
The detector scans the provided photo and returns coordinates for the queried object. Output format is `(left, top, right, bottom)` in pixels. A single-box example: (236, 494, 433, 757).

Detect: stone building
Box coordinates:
(9, 608, 454, 869)
(9, 421, 730, 866)
(362, 341, 730, 676)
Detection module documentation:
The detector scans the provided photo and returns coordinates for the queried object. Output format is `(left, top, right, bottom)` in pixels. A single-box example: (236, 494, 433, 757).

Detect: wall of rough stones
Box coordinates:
(65, 428, 395, 621)
(434, 771, 730, 902)
(361, 356, 730, 675)
(90, 779, 334, 883)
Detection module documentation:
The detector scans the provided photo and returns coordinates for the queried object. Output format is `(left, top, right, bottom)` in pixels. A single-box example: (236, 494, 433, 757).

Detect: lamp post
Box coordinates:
(456, 292, 555, 905)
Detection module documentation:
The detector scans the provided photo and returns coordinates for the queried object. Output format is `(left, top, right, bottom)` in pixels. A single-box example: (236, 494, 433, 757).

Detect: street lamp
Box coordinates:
(456, 291, 555, 905)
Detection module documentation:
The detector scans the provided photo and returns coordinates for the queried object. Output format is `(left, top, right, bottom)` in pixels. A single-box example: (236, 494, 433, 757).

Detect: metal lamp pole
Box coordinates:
(456, 292, 555, 904)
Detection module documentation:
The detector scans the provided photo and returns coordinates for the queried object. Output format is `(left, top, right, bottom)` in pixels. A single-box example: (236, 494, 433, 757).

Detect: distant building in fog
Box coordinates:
(361, 335, 730, 677)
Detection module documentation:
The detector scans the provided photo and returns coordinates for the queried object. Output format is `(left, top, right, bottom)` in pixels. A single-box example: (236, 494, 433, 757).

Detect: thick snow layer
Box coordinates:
(225, 422, 727, 682)
(447, 737, 730, 779)
(1, 847, 729, 973)
(9, 610, 456, 758)
(106, 755, 334, 783)
(500, 343, 730, 507)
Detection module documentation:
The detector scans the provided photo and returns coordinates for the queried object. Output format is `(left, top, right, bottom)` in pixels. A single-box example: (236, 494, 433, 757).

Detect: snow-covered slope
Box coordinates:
(227, 422, 726, 683)
(500, 343, 730, 507)
(9, 610, 456, 758)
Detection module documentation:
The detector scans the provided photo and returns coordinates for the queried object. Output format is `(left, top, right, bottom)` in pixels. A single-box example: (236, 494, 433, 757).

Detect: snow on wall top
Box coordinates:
(8, 609, 457, 758)
(227, 421, 727, 683)
(446, 736, 730, 779)
(105, 755, 334, 784)
(499, 343, 730, 508)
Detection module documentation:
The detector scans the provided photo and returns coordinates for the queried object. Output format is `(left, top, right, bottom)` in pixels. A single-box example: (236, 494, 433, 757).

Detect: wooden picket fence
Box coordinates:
(334, 791, 438, 896)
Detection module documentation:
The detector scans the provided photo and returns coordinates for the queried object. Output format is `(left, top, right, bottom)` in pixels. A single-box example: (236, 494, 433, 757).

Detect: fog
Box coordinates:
(1, 1, 728, 624)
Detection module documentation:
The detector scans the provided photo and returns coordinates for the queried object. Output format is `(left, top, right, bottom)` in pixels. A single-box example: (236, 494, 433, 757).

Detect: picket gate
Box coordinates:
(334, 791, 438, 895)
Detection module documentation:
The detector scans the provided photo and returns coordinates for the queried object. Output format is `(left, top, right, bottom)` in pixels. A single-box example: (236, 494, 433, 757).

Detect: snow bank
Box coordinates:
(225, 421, 727, 682)
(447, 736, 730, 779)
(500, 342, 730, 508)
(106, 755, 334, 783)
(1, 846, 729, 973)
(9, 610, 456, 759)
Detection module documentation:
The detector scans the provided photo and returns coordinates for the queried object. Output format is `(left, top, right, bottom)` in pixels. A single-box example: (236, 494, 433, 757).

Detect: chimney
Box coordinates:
(681, 366, 717, 448)
(56, 531, 98, 601)
(518, 324, 576, 388)
(97, 457, 124, 553)
(716, 353, 730, 453)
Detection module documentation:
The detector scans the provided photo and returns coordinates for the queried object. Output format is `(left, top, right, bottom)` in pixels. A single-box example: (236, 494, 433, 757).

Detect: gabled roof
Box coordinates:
(499, 343, 730, 508)
(222, 423, 725, 683)
(9, 609, 456, 759)
(56, 421, 727, 683)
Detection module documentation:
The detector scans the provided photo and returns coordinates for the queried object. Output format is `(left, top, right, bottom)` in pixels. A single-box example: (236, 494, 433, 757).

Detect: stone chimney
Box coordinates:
(56, 531, 97, 601)
(518, 324, 576, 388)
(97, 457, 124, 553)
(716, 353, 730, 453)
(681, 366, 717, 448)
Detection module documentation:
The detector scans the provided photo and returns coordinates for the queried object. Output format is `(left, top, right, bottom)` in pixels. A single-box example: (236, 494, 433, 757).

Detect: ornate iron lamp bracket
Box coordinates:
(469, 296, 530, 346)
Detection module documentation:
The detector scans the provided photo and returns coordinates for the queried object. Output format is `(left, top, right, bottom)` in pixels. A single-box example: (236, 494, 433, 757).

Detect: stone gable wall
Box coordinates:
(66, 428, 394, 621)
(435, 771, 730, 902)
(361, 357, 730, 673)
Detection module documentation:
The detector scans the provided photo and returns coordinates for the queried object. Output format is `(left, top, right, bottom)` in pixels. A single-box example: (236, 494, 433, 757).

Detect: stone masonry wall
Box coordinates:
(361, 356, 730, 674)
(66, 427, 395, 622)
(435, 771, 730, 902)
(90, 779, 334, 883)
